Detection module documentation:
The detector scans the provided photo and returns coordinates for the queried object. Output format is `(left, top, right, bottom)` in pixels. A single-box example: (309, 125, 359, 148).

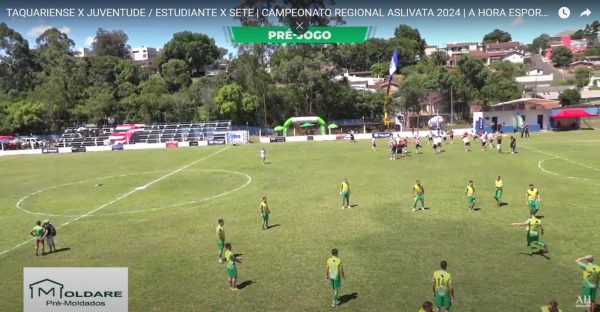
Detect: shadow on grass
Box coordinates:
(338, 292, 358, 306)
(237, 280, 253, 289)
(267, 224, 280, 229)
(42, 247, 71, 255)
(263, 162, 271, 165)
(350, 204, 359, 208)
(499, 202, 509, 207)
(473, 208, 482, 211)
(519, 251, 551, 260)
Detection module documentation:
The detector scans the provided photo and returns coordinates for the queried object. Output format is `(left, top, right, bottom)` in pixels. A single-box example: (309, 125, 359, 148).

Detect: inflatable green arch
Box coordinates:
(282, 116, 326, 136)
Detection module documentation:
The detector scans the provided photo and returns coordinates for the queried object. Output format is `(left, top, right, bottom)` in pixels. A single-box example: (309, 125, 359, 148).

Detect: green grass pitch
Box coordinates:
(1, 131, 599, 311)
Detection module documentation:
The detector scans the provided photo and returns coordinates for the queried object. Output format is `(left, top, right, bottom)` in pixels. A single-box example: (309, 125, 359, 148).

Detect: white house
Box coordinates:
(424, 45, 440, 56)
(73, 47, 91, 58)
(130, 47, 160, 67)
(471, 98, 560, 132)
(501, 51, 524, 64)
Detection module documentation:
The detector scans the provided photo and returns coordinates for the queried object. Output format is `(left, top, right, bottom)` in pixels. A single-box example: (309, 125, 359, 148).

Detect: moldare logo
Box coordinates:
(24, 268, 127, 312)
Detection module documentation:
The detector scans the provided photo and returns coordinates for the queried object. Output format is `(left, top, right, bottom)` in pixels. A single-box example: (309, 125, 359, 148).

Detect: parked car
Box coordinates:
(18, 137, 42, 149)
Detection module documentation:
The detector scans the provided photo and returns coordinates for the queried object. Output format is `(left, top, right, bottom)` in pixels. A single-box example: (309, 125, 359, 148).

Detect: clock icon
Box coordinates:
(558, 7, 570, 19)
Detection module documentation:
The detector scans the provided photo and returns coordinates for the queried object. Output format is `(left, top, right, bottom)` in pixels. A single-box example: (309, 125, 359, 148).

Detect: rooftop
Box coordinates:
(485, 41, 521, 50)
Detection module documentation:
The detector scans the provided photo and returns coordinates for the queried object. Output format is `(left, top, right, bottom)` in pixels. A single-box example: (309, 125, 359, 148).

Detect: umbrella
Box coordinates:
(327, 123, 338, 129)
(299, 122, 315, 128)
(274, 126, 284, 131)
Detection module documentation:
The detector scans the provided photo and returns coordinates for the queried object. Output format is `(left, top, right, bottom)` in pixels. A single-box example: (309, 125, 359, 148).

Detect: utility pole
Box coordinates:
(450, 85, 454, 124)
(263, 94, 267, 127)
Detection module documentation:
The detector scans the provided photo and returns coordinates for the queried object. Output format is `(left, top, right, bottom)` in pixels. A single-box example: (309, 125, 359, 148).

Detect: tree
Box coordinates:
(0, 23, 34, 92)
(35, 28, 74, 54)
(161, 59, 191, 92)
(370, 62, 387, 78)
(584, 48, 600, 56)
(551, 47, 573, 68)
(157, 31, 220, 76)
(559, 89, 581, 106)
(575, 67, 591, 88)
(92, 28, 130, 58)
(1, 100, 46, 133)
(390, 24, 426, 63)
(529, 34, 550, 54)
(483, 29, 512, 43)
(429, 51, 449, 66)
(396, 74, 429, 126)
(214, 83, 257, 123)
(444, 56, 490, 110)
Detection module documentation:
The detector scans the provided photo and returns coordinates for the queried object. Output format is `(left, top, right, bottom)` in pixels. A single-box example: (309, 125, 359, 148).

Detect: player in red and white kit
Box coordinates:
(462, 132, 471, 151)
(448, 130, 454, 144)
(414, 136, 422, 154)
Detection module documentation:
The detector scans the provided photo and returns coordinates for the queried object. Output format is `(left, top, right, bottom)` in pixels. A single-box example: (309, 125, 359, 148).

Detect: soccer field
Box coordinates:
(1, 131, 599, 311)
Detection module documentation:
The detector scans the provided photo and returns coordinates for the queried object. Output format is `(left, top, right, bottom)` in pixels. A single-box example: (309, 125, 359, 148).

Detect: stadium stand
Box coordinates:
(134, 121, 232, 143)
(57, 127, 115, 147)
(56, 121, 232, 147)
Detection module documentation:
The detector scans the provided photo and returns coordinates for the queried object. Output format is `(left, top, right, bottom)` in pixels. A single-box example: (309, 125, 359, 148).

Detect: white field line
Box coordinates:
(522, 146, 600, 172)
(16, 169, 251, 218)
(0, 146, 230, 257)
(537, 158, 593, 181)
(15, 170, 178, 218)
(96, 170, 252, 216)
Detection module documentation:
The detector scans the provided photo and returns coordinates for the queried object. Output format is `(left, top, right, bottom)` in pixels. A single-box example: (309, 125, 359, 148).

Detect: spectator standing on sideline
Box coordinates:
(43, 220, 56, 253)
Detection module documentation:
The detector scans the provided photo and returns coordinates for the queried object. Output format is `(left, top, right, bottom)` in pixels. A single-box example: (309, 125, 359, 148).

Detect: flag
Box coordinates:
(388, 48, 399, 81)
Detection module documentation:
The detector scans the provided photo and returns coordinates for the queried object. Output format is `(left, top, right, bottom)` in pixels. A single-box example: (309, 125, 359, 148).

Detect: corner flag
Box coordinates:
(388, 48, 399, 81)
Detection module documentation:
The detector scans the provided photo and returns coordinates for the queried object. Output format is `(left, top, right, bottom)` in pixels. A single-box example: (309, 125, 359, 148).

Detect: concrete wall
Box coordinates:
(516, 74, 553, 83)
(473, 110, 550, 132)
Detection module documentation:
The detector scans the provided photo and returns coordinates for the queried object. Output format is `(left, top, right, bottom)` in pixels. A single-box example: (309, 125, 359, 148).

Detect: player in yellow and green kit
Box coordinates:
(260, 196, 270, 230)
(418, 301, 434, 312)
(413, 180, 425, 212)
(540, 299, 561, 312)
(224, 243, 242, 291)
(340, 178, 350, 209)
(465, 180, 476, 212)
(216, 219, 225, 263)
(493, 176, 503, 207)
(432, 260, 455, 311)
(325, 248, 345, 308)
(511, 214, 548, 256)
(526, 184, 541, 215)
(575, 255, 600, 312)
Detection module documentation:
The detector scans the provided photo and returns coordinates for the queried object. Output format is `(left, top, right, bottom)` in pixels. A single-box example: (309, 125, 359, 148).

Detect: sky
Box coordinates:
(0, 0, 598, 54)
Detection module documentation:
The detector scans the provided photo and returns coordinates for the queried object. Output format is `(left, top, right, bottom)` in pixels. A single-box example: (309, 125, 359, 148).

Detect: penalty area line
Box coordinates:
(0, 146, 230, 257)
